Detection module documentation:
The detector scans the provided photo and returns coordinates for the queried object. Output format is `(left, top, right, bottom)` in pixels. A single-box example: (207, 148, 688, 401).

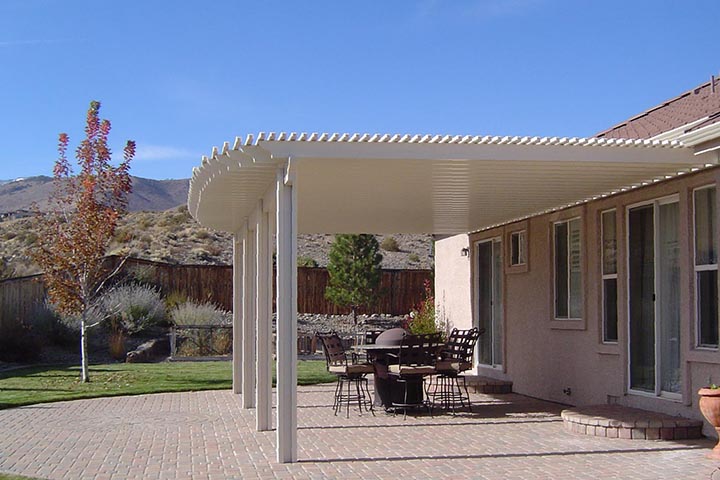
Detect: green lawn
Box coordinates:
(0, 474, 43, 480)
(0, 360, 335, 410)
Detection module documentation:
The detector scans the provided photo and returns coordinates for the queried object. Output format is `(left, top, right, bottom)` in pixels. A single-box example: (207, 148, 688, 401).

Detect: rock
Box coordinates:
(126, 336, 170, 363)
(282, 313, 404, 336)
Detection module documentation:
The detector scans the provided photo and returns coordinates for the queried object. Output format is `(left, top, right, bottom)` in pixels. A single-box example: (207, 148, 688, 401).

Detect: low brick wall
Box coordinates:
(561, 405, 703, 440)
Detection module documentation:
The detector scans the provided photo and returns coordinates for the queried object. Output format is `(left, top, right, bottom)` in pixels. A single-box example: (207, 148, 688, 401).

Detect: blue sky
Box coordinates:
(0, 0, 718, 180)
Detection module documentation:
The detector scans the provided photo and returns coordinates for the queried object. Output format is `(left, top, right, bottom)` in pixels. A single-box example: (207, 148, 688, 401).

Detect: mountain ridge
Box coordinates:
(0, 176, 433, 276)
(0, 175, 189, 213)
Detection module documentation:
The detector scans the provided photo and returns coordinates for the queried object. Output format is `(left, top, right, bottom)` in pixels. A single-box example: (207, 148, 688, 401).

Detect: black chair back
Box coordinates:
(398, 332, 443, 367)
(443, 327, 483, 363)
(364, 330, 385, 345)
(316, 332, 347, 369)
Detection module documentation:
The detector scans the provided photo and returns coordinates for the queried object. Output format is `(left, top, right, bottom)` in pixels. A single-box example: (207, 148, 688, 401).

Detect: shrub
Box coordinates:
(194, 230, 210, 240)
(33, 300, 78, 347)
(407, 279, 445, 337)
(165, 291, 188, 310)
(137, 215, 153, 229)
(204, 244, 223, 257)
(213, 329, 232, 353)
(380, 236, 400, 252)
(20, 231, 38, 245)
(0, 321, 42, 362)
(297, 255, 318, 267)
(190, 247, 214, 262)
(124, 265, 156, 286)
(0, 300, 64, 361)
(176, 328, 232, 356)
(160, 206, 191, 229)
(172, 301, 232, 357)
(0, 257, 15, 280)
(100, 283, 166, 334)
(171, 301, 231, 326)
(114, 228, 133, 243)
(108, 330, 126, 360)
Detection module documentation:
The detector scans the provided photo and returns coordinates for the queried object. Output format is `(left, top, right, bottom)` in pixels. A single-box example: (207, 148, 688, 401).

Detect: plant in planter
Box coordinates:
(698, 382, 720, 459)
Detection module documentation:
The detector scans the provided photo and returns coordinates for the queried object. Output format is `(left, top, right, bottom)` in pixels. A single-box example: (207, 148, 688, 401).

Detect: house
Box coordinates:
(187, 76, 719, 462)
(435, 76, 720, 428)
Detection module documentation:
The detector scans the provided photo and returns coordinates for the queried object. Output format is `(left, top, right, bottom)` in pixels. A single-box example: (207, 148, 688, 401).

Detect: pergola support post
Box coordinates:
(232, 233, 243, 394)
(276, 165, 297, 463)
(242, 222, 257, 409)
(256, 200, 272, 431)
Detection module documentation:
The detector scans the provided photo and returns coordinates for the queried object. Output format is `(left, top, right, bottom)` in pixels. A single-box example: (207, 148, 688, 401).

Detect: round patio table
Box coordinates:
(353, 342, 425, 409)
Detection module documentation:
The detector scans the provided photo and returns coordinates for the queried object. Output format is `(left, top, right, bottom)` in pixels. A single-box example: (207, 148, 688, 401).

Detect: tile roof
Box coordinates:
(596, 76, 720, 140)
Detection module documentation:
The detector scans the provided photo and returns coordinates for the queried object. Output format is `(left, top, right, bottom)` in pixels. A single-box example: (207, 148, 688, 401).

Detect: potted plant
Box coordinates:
(698, 383, 720, 459)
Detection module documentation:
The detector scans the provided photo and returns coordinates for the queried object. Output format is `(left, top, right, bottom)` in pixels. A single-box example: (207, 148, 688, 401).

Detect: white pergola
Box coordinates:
(187, 132, 710, 463)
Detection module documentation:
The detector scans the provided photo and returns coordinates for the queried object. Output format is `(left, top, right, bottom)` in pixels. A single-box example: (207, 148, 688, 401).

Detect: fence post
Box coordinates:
(170, 325, 177, 357)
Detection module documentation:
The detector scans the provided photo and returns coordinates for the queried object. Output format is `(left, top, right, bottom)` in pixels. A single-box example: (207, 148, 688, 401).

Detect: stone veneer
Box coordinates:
(561, 405, 704, 440)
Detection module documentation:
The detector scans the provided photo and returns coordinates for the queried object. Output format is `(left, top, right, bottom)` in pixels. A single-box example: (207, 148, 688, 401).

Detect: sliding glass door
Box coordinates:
(477, 239, 503, 367)
(628, 197, 681, 396)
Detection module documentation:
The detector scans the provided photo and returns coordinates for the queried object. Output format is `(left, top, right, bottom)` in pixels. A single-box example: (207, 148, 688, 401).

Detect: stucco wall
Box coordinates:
(435, 166, 720, 436)
(434, 234, 472, 331)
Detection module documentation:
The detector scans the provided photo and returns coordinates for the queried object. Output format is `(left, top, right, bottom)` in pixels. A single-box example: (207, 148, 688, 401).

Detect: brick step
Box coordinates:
(462, 375, 513, 394)
(561, 405, 703, 440)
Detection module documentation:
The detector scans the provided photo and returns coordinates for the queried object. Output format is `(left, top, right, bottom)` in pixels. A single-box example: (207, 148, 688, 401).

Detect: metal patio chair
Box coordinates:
(387, 331, 443, 418)
(316, 331, 374, 418)
(427, 327, 483, 413)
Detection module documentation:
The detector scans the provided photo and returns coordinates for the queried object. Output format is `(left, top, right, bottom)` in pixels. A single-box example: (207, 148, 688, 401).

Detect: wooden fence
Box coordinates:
(0, 257, 431, 334)
(0, 274, 45, 333)
(296, 267, 431, 315)
(106, 256, 235, 311)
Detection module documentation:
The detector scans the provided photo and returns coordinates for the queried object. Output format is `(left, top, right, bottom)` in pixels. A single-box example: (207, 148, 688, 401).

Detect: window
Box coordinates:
(554, 218, 582, 319)
(510, 230, 527, 266)
(695, 186, 718, 348)
(602, 210, 618, 342)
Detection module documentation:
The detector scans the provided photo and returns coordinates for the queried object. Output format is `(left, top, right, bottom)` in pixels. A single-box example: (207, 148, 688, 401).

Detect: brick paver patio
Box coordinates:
(1, 385, 718, 479)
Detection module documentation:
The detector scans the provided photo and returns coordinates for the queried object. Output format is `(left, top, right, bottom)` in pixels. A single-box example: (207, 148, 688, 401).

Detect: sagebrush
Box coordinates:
(170, 301, 231, 326)
(172, 300, 232, 356)
(100, 283, 166, 333)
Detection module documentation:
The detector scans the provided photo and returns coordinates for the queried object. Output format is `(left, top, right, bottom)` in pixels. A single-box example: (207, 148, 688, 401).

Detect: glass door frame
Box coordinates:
(625, 194, 682, 400)
(474, 237, 503, 369)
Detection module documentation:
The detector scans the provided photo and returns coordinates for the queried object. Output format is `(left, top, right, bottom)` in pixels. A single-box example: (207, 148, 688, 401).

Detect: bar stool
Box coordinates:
(316, 332, 375, 417)
(427, 327, 482, 413)
(387, 332, 443, 418)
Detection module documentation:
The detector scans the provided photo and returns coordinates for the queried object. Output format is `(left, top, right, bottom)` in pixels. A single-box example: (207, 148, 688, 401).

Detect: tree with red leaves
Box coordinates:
(32, 101, 135, 382)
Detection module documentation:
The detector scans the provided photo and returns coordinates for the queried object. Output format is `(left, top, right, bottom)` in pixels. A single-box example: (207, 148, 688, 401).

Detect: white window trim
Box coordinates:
(693, 184, 718, 350)
(601, 209, 618, 344)
(510, 230, 527, 266)
(553, 217, 582, 321)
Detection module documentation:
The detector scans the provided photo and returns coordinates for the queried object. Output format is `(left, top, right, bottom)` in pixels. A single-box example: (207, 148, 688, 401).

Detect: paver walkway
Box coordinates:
(0, 385, 718, 479)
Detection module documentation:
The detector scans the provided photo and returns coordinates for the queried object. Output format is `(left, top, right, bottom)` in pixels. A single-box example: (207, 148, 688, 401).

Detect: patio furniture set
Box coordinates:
(316, 327, 483, 418)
